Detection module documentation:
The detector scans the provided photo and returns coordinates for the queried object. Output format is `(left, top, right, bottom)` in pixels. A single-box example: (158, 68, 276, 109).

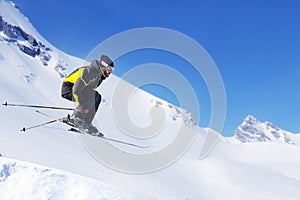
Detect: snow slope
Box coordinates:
(0, 157, 138, 200)
(1, 1, 300, 199)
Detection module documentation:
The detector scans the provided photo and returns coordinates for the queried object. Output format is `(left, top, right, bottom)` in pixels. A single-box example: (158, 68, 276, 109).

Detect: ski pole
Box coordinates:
(21, 117, 65, 132)
(2, 101, 74, 111)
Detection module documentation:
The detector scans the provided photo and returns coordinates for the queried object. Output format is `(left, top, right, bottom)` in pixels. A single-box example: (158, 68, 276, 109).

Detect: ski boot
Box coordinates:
(70, 116, 89, 131)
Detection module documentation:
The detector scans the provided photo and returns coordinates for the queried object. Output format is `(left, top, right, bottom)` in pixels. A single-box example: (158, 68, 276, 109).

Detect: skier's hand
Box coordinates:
(76, 106, 89, 114)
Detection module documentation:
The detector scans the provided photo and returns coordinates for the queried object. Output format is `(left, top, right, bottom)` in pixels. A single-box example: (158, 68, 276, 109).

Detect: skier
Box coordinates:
(61, 55, 114, 135)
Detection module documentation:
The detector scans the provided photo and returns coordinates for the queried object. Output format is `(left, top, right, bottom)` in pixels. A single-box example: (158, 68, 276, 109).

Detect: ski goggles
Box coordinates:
(106, 65, 114, 72)
(101, 60, 114, 72)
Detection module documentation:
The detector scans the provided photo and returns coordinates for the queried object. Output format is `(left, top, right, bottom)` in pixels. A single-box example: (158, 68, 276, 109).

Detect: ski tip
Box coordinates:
(20, 127, 26, 132)
(2, 101, 8, 106)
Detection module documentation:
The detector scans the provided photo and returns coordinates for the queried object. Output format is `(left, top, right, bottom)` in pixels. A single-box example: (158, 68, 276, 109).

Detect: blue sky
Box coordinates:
(13, 0, 300, 136)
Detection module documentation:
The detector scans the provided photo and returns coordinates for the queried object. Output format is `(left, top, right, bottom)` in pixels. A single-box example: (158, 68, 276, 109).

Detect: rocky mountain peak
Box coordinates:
(234, 115, 295, 145)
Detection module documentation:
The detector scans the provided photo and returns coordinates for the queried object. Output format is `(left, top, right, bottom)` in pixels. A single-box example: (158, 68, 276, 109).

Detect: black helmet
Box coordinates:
(100, 55, 114, 68)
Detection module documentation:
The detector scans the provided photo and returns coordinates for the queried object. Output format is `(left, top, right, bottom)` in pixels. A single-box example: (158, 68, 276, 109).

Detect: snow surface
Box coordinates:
(0, 157, 139, 200)
(0, 0, 300, 199)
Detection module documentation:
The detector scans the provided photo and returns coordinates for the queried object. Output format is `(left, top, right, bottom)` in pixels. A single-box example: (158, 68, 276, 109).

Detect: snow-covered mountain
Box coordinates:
(0, 14, 52, 66)
(1, 1, 300, 199)
(233, 115, 296, 145)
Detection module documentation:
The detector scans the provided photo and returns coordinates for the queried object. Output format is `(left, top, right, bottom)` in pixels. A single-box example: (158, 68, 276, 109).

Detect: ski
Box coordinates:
(63, 116, 149, 149)
(102, 136, 149, 148)
(67, 127, 149, 148)
(32, 110, 149, 149)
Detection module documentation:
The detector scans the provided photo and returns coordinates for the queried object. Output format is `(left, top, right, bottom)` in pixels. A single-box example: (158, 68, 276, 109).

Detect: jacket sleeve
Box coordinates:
(73, 66, 97, 107)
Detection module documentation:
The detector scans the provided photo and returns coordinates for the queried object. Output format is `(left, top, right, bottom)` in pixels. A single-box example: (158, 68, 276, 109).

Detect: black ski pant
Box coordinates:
(61, 82, 101, 124)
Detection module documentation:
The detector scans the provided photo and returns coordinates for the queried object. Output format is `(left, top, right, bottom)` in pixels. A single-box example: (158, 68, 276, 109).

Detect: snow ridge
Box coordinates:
(234, 115, 295, 144)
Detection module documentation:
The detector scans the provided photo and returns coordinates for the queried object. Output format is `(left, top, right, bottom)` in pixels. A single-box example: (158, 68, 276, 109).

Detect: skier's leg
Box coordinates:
(85, 91, 101, 124)
(70, 89, 90, 124)
(76, 91, 101, 134)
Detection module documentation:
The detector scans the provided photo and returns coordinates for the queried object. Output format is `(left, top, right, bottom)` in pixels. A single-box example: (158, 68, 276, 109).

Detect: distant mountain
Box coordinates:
(233, 115, 295, 145)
